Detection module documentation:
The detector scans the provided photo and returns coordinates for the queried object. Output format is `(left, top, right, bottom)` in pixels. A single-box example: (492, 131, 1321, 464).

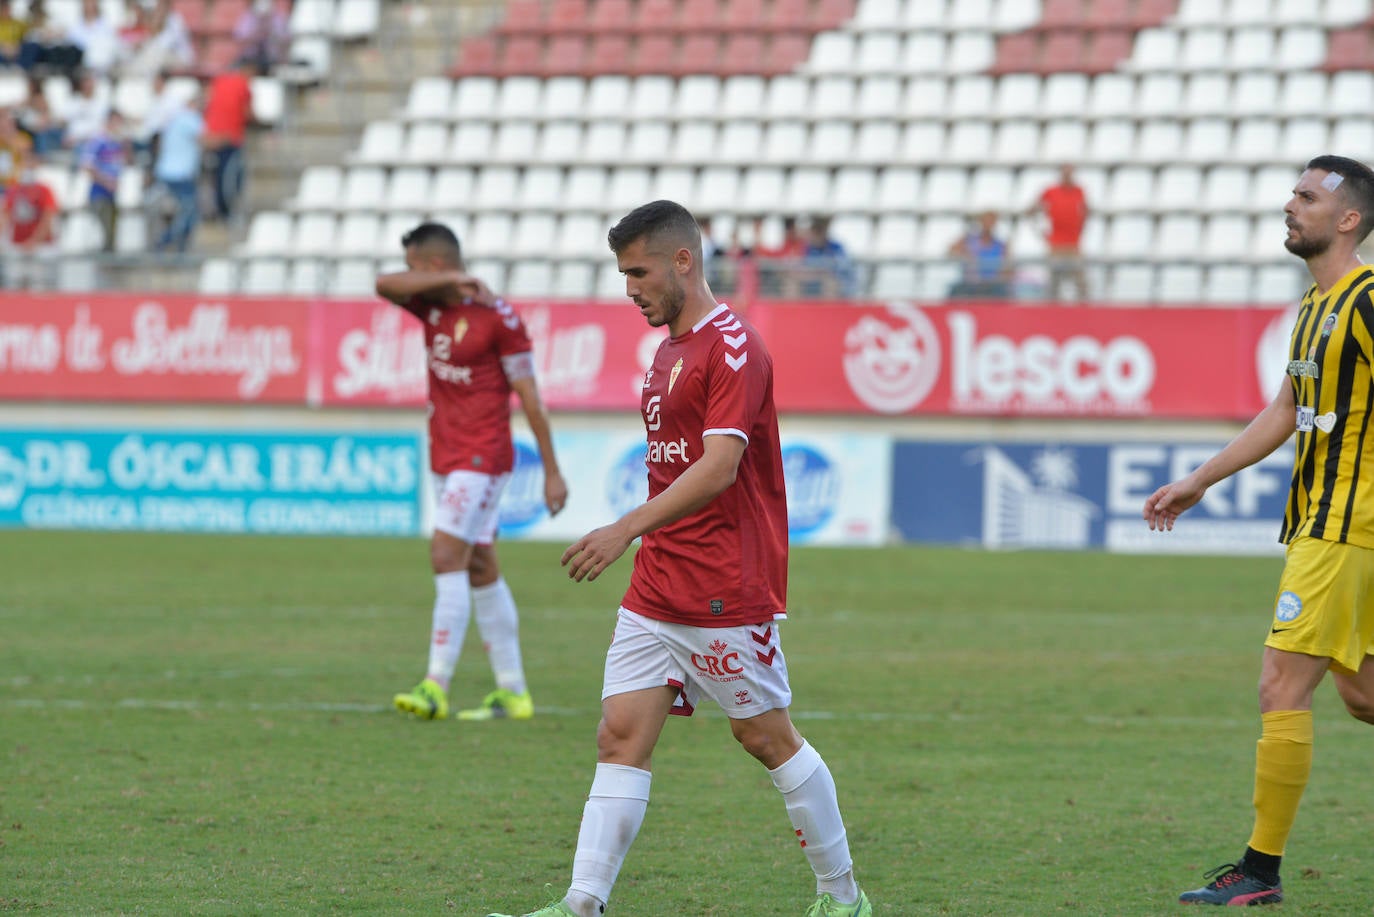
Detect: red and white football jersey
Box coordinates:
(622, 304, 789, 628)
(401, 297, 533, 475)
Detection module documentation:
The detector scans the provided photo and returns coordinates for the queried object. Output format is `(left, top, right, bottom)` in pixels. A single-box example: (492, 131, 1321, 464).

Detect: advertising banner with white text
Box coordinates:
(1, 295, 1298, 420)
(891, 438, 1295, 555)
(0, 428, 425, 536)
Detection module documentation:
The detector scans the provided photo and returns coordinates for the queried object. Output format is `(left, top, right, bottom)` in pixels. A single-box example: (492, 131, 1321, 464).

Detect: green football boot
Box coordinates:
(392, 678, 449, 720)
(458, 688, 534, 721)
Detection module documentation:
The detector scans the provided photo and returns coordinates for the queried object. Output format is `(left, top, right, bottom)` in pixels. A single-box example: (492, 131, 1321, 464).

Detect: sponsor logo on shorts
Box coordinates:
(691, 639, 744, 682)
(734, 689, 752, 706)
(1276, 590, 1303, 622)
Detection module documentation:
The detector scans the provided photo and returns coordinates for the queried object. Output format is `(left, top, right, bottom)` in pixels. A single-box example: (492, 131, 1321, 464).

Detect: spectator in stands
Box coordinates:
(15, 78, 63, 155)
(756, 214, 807, 297)
(202, 56, 255, 224)
(151, 88, 203, 252)
(0, 107, 32, 188)
(133, 68, 178, 165)
(23, 0, 82, 80)
(117, 0, 151, 53)
(124, 0, 193, 77)
(799, 215, 855, 298)
(66, 0, 121, 76)
(234, 0, 291, 73)
(947, 210, 1013, 299)
(0, 0, 33, 70)
(61, 68, 110, 150)
(79, 109, 125, 252)
(0, 159, 60, 288)
(1031, 163, 1090, 302)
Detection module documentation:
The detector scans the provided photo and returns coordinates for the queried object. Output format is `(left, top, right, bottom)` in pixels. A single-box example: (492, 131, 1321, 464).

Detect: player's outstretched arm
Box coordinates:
(1143, 382, 1297, 531)
(508, 375, 567, 516)
(562, 434, 746, 582)
(373, 269, 494, 306)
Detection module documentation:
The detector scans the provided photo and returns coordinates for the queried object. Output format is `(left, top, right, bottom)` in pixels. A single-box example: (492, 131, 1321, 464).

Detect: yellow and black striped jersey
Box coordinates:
(1281, 264, 1374, 547)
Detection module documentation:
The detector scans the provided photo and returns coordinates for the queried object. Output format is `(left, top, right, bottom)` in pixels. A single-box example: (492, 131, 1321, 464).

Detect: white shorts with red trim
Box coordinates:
(603, 607, 793, 719)
(431, 470, 510, 545)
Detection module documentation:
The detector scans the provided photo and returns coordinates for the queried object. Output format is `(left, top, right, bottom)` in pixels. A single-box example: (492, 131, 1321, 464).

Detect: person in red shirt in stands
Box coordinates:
(1033, 163, 1090, 302)
(0, 162, 58, 289)
(202, 55, 255, 224)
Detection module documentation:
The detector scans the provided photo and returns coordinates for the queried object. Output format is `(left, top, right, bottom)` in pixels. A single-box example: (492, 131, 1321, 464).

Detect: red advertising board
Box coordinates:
(1, 294, 1297, 420)
(0, 294, 310, 403)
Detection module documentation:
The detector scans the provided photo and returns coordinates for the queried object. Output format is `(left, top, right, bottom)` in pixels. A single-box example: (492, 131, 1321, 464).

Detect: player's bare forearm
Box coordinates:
(373, 270, 491, 306)
(1143, 384, 1295, 530)
(561, 435, 744, 582)
(510, 378, 568, 514)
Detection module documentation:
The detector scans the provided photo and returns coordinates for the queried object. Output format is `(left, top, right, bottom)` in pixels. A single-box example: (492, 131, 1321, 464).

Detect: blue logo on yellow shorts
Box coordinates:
(1276, 591, 1303, 622)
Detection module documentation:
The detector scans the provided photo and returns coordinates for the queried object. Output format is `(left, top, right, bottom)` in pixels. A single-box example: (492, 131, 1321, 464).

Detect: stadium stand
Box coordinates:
(10, 0, 1360, 304)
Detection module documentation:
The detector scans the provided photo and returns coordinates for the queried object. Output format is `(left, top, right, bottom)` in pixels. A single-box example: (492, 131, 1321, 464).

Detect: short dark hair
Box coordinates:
(401, 221, 463, 265)
(607, 199, 702, 258)
(1307, 154, 1374, 242)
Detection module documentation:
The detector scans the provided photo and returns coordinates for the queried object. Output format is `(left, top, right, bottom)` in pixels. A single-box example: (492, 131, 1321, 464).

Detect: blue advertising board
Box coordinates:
(893, 439, 1295, 555)
(0, 428, 424, 536)
(497, 428, 892, 545)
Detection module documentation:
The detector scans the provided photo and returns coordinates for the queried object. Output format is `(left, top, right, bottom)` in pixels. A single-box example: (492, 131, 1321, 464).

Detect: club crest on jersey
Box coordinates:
(668, 357, 683, 394)
(452, 317, 469, 343)
(1322, 313, 1338, 338)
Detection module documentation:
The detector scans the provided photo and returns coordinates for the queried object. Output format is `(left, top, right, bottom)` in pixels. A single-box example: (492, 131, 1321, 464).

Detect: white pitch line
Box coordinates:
(8, 697, 1374, 735)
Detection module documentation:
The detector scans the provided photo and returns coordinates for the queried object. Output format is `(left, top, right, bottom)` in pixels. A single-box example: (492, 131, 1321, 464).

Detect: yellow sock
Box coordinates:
(1247, 710, 1313, 856)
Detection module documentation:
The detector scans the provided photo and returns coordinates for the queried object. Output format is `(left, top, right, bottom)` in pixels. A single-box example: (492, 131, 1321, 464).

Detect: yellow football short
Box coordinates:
(1267, 535, 1374, 675)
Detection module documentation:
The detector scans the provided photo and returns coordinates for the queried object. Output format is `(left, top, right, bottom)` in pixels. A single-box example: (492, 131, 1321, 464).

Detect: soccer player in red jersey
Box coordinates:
(487, 201, 871, 917)
(375, 222, 567, 723)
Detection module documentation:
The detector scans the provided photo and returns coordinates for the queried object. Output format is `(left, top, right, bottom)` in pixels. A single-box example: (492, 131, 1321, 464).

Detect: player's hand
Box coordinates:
(1142, 477, 1206, 532)
(455, 273, 496, 307)
(562, 523, 632, 583)
(544, 470, 568, 516)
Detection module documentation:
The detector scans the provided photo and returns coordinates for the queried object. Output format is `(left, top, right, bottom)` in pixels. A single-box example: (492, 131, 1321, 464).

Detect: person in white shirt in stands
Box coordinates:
(60, 68, 109, 150)
(65, 0, 120, 76)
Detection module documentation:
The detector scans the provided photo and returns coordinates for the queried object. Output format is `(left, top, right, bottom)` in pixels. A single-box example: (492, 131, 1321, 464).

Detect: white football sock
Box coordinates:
(567, 763, 651, 913)
(472, 577, 527, 694)
(425, 570, 470, 687)
(769, 741, 859, 903)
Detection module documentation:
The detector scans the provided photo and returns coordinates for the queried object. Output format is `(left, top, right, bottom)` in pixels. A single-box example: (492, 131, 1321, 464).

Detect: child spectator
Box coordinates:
(79, 109, 125, 251)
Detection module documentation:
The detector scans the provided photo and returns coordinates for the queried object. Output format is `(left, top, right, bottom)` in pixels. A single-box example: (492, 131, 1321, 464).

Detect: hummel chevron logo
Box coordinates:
(724, 332, 747, 349)
(750, 627, 772, 645)
(725, 352, 748, 372)
(756, 647, 777, 666)
(714, 318, 743, 333)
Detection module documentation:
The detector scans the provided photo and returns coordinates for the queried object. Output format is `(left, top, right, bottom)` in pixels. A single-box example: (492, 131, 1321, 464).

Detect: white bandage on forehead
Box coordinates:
(501, 351, 535, 382)
(1322, 172, 1345, 192)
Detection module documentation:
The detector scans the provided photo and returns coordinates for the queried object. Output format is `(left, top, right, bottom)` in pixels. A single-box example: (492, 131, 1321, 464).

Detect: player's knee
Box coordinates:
(1343, 695, 1374, 724)
(429, 533, 470, 573)
(468, 546, 498, 585)
(594, 717, 641, 763)
(731, 721, 800, 767)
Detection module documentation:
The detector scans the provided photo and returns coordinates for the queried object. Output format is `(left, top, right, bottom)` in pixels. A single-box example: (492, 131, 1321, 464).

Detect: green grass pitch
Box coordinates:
(5, 531, 1374, 915)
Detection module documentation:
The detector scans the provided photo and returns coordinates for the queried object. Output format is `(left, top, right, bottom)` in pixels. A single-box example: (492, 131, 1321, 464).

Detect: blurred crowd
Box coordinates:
(0, 0, 283, 286)
(703, 213, 858, 300)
